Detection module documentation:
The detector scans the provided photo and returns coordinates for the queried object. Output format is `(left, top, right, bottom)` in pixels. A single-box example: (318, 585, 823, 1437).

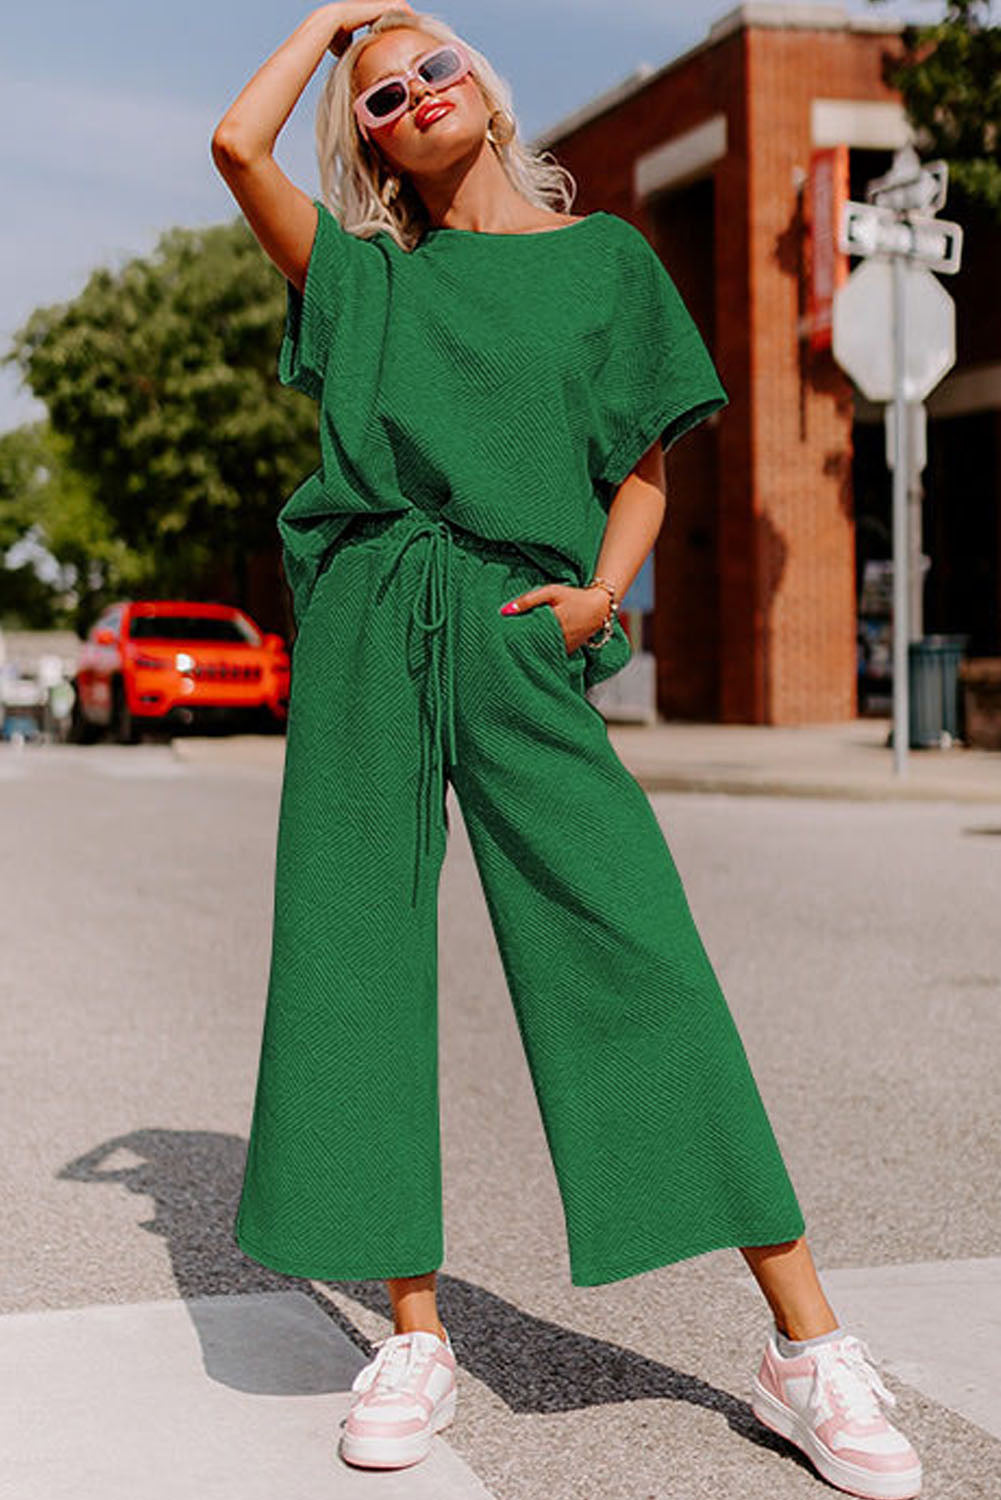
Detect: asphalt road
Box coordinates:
(2, 739, 999, 1498)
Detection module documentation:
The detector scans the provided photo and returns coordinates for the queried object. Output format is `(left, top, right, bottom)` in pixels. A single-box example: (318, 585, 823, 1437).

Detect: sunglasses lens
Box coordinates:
(420, 46, 463, 85)
(367, 80, 408, 119)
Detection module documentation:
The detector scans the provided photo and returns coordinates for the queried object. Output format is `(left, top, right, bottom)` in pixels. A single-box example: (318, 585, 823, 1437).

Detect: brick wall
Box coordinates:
(544, 15, 908, 722)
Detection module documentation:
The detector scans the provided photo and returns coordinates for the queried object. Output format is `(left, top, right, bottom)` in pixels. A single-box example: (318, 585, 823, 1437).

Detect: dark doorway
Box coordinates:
(925, 410, 1000, 654)
(648, 176, 720, 719)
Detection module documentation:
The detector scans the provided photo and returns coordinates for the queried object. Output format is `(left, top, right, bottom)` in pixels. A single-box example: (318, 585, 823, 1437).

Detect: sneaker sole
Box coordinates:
(751, 1376, 922, 1500)
(338, 1387, 457, 1469)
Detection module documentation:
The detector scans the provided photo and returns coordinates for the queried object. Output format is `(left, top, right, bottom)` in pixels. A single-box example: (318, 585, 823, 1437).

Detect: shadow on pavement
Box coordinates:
(58, 1127, 813, 1476)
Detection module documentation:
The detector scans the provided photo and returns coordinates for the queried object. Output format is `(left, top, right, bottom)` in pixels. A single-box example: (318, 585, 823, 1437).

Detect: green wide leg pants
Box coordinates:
(233, 509, 805, 1287)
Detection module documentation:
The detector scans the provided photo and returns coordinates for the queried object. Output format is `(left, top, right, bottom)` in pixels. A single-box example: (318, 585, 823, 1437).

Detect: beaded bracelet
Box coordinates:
(584, 574, 619, 649)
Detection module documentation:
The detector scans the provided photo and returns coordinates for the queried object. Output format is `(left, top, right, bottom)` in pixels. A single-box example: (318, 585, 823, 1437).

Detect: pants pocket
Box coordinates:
(537, 602, 567, 659)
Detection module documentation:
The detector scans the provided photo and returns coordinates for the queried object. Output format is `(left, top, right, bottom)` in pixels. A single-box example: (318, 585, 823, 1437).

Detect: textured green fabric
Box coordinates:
(233, 203, 804, 1287)
(234, 512, 805, 1287)
(274, 201, 729, 693)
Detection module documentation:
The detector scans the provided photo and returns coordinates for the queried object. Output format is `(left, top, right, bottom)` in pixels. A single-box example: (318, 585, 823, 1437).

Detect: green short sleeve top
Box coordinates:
(276, 198, 729, 649)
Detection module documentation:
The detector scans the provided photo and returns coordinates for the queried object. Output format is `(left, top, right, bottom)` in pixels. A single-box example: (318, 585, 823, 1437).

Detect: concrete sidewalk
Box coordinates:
(607, 716, 1001, 803)
(170, 715, 1001, 804)
(0, 1292, 493, 1500)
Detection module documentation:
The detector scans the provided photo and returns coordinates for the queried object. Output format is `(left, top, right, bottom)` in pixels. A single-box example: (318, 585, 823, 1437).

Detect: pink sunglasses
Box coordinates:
(353, 41, 473, 139)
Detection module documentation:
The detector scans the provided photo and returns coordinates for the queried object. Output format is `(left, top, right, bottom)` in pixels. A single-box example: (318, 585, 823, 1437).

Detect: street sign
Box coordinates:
(832, 257, 955, 403)
(829, 144, 964, 779)
(840, 202, 963, 273)
(866, 145, 949, 215)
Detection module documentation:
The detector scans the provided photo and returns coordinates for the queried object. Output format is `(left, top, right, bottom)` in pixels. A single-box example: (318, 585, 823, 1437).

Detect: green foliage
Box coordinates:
(2, 215, 320, 609)
(870, 0, 1001, 218)
(0, 422, 151, 630)
(0, 423, 42, 554)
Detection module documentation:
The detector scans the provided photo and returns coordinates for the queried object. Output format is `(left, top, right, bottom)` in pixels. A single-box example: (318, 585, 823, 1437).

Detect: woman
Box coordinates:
(211, 7, 922, 1496)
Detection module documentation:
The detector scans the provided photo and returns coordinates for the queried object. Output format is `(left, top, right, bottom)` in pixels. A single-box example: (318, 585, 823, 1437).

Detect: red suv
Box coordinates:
(71, 600, 290, 743)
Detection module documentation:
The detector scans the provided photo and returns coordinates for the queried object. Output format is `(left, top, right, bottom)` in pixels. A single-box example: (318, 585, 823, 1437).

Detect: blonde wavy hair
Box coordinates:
(314, 8, 577, 251)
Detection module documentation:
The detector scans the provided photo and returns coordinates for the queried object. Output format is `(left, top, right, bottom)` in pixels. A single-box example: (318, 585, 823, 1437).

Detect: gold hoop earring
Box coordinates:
(486, 108, 515, 147)
(380, 174, 400, 206)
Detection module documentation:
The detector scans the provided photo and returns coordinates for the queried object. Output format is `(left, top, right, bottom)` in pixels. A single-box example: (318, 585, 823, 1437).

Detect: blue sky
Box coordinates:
(2, 0, 937, 434)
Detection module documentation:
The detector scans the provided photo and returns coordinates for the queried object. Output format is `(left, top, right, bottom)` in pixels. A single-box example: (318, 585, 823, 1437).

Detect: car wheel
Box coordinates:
(111, 678, 139, 745)
(256, 705, 285, 735)
(67, 684, 101, 745)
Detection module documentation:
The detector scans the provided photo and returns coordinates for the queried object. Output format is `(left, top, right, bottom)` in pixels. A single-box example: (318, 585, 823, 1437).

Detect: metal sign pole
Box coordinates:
(907, 403, 927, 641)
(832, 145, 963, 778)
(891, 256, 910, 776)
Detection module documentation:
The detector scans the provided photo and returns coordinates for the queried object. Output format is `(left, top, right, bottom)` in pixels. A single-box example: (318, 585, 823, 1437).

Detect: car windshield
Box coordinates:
(128, 614, 260, 645)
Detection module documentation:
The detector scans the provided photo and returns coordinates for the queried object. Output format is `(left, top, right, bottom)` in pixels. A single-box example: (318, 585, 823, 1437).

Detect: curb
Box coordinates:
(167, 732, 1001, 805)
(629, 772, 1001, 804)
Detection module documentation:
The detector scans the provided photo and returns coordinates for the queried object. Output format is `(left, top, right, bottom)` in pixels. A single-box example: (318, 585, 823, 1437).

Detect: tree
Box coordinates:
(0, 422, 152, 631)
(3, 216, 321, 611)
(870, 0, 1001, 219)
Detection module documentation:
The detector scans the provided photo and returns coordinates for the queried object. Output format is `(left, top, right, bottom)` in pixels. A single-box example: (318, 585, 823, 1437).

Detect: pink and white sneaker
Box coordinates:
(751, 1329, 922, 1499)
(339, 1327, 457, 1469)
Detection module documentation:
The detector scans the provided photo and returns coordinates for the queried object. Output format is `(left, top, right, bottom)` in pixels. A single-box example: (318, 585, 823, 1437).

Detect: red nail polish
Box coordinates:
(500, 602, 519, 615)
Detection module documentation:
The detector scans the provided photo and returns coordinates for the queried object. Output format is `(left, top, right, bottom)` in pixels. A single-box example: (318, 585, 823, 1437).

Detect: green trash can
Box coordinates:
(908, 634, 969, 748)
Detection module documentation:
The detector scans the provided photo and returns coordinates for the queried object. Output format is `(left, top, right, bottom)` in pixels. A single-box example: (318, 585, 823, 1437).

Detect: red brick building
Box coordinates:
(533, 2, 1001, 724)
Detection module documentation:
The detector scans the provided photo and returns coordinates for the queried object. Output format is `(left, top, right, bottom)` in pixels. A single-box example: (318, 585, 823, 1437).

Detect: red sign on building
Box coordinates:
(806, 145, 849, 352)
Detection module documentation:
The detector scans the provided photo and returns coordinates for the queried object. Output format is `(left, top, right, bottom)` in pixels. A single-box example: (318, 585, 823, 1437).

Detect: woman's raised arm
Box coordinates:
(210, 2, 413, 292)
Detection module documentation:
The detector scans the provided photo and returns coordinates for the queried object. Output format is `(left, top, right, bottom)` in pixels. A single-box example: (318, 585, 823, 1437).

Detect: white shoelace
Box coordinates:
(809, 1335, 897, 1423)
(351, 1332, 442, 1396)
